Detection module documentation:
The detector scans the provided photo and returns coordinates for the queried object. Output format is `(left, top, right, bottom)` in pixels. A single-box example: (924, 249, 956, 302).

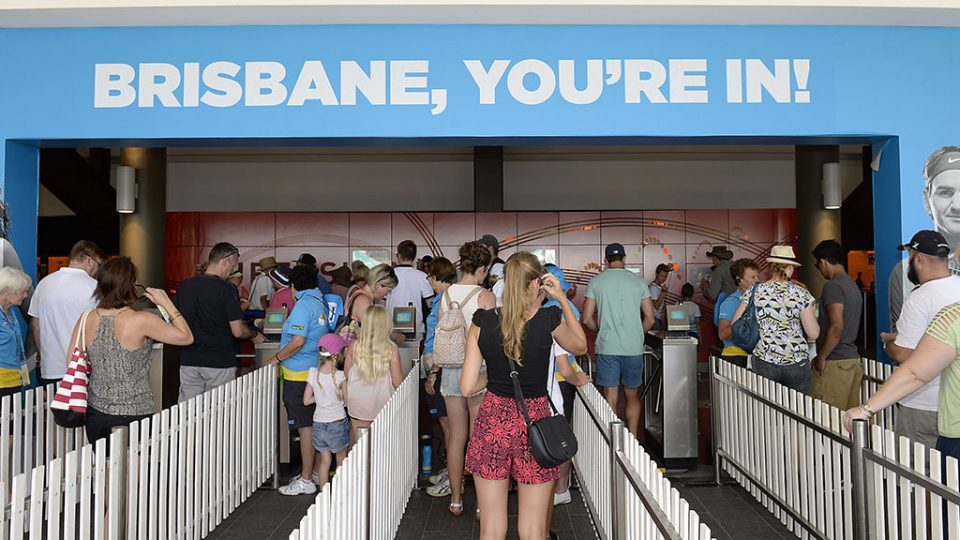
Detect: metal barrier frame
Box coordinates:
(710, 355, 960, 540)
(574, 384, 698, 540)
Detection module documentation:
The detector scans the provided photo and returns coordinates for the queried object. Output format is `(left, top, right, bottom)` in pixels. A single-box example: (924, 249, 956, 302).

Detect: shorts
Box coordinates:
(85, 407, 151, 446)
(896, 405, 939, 450)
(282, 380, 316, 429)
(312, 418, 350, 453)
(440, 367, 486, 398)
(465, 392, 560, 485)
(595, 354, 644, 389)
(426, 370, 447, 417)
(810, 358, 863, 410)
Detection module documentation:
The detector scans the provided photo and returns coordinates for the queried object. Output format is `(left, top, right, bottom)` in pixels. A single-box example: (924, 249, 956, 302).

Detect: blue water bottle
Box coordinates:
(421, 435, 433, 475)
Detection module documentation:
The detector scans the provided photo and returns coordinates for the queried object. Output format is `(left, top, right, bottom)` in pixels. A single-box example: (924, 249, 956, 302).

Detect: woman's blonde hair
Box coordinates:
(353, 305, 394, 383)
(501, 252, 545, 367)
(0, 267, 31, 296)
(769, 262, 793, 281)
(316, 350, 345, 401)
(364, 264, 399, 296)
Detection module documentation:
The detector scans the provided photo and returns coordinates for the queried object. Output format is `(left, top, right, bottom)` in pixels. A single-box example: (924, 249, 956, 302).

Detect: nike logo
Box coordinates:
(948, 157, 960, 163)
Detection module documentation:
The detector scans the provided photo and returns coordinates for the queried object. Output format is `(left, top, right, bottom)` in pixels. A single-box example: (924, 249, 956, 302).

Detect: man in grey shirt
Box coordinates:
(811, 240, 863, 409)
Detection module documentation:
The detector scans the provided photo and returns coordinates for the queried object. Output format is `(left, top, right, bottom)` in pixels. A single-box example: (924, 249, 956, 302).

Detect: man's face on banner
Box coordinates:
(927, 169, 960, 242)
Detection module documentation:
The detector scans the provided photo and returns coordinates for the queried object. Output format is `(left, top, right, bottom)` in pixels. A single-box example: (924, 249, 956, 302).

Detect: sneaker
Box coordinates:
(553, 490, 572, 506)
(429, 468, 449, 485)
(279, 476, 317, 496)
(426, 480, 451, 497)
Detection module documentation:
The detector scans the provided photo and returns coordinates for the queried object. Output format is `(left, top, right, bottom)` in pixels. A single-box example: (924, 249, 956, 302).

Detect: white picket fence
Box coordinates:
(711, 356, 960, 539)
(0, 384, 87, 500)
(860, 357, 895, 431)
(573, 382, 714, 540)
(289, 361, 419, 540)
(0, 364, 277, 539)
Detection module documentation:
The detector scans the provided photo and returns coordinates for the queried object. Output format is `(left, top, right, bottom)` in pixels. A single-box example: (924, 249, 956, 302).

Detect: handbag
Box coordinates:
(506, 356, 578, 468)
(731, 285, 760, 353)
(50, 310, 92, 428)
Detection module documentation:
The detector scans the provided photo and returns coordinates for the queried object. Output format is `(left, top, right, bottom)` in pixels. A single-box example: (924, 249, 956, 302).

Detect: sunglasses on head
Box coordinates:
(134, 284, 149, 303)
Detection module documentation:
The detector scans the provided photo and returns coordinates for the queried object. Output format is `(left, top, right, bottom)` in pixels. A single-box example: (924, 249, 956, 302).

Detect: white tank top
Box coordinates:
(444, 284, 484, 327)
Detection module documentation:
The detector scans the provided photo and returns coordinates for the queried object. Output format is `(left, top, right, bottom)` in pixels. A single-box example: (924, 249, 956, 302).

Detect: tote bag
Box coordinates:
(50, 310, 92, 428)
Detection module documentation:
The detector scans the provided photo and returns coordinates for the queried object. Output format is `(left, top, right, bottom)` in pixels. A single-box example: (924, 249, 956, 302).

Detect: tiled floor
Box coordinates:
(395, 482, 597, 540)
(207, 472, 796, 540)
(677, 484, 798, 540)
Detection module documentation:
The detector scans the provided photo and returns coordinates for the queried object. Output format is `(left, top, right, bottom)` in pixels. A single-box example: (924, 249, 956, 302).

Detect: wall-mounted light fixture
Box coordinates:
(821, 162, 842, 210)
(116, 165, 137, 214)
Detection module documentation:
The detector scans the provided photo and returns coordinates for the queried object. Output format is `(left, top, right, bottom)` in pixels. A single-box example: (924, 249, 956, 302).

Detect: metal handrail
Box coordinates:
(711, 370, 851, 446)
(612, 449, 682, 540)
(862, 446, 960, 505)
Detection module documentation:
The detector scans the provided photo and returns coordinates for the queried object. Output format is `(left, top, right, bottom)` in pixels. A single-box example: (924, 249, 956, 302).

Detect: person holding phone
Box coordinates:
(69, 257, 194, 443)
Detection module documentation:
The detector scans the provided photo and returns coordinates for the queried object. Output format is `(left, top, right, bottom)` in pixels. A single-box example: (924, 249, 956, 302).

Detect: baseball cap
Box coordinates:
(898, 230, 950, 257)
(544, 263, 572, 292)
(605, 243, 626, 259)
(294, 253, 317, 266)
(318, 333, 349, 356)
(477, 234, 500, 252)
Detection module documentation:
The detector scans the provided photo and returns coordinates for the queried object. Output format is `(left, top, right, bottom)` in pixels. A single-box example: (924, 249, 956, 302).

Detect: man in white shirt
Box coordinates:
(881, 230, 960, 448)
(385, 240, 434, 338)
(648, 263, 673, 331)
(28, 240, 104, 385)
(249, 256, 278, 311)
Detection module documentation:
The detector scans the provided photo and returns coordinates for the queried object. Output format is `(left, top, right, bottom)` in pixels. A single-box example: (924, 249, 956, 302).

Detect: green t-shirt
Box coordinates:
(924, 303, 960, 437)
(585, 269, 651, 356)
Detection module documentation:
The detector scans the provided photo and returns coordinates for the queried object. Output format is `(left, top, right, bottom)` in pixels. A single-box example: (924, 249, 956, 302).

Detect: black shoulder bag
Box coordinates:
(507, 357, 578, 468)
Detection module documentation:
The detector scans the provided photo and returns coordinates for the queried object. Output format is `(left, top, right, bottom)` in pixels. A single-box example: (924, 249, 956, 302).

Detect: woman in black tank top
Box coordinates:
(461, 252, 588, 540)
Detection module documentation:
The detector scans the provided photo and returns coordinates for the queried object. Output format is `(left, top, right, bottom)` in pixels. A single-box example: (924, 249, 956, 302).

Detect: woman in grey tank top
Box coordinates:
(67, 258, 194, 443)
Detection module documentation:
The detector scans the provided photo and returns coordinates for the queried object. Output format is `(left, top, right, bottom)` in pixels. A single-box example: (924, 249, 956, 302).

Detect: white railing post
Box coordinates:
(609, 421, 626, 540)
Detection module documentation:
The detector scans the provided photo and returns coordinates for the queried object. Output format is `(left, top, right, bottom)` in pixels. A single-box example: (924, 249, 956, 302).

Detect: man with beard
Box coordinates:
(881, 230, 960, 448)
(889, 147, 960, 329)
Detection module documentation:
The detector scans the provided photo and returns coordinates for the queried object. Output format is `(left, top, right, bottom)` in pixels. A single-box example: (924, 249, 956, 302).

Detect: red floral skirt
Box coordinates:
(465, 392, 560, 484)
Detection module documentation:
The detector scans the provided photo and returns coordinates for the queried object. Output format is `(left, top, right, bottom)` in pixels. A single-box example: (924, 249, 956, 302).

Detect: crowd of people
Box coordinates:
(20, 193, 960, 538)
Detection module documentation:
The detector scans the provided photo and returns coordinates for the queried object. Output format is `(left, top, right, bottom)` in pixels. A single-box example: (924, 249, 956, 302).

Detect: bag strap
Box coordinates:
(461, 286, 482, 308)
(506, 357, 534, 427)
(75, 310, 91, 352)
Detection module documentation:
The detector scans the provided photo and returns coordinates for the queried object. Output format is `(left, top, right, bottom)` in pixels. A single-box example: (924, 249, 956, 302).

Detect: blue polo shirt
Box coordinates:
(717, 290, 747, 356)
(0, 308, 25, 388)
(280, 289, 329, 381)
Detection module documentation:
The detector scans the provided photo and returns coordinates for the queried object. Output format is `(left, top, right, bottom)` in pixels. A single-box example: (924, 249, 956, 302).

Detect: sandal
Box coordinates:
(449, 502, 464, 516)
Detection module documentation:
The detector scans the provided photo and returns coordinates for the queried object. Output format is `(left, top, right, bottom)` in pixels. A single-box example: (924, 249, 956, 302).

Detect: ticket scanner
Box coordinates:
(644, 304, 699, 469)
(392, 305, 419, 376)
(262, 307, 287, 337)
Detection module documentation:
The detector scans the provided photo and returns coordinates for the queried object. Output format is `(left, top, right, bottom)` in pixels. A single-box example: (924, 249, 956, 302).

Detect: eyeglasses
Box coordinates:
(134, 284, 149, 303)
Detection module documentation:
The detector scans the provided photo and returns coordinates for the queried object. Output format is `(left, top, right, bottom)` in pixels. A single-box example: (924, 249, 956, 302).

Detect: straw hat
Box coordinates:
(766, 245, 801, 267)
(258, 256, 278, 271)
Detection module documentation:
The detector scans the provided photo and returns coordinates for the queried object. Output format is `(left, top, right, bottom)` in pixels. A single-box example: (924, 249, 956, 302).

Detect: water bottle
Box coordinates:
(421, 435, 432, 475)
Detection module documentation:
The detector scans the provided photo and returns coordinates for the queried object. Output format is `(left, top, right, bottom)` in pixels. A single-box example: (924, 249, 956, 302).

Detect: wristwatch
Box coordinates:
(861, 403, 876, 417)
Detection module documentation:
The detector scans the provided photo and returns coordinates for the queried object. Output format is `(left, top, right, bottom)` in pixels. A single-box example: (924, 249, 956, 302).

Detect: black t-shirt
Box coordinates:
(174, 274, 244, 369)
(473, 306, 562, 398)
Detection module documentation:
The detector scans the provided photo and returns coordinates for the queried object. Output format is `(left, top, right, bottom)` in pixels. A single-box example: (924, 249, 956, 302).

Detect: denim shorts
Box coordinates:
(595, 354, 644, 389)
(312, 417, 350, 454)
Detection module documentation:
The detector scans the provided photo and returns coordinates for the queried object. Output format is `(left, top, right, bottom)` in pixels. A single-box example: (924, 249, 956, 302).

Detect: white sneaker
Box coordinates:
(429, 468, 449, 485)
(553, 490, 571, 506)
(426, 479, 451, 497)
(279, 476, 318, 496)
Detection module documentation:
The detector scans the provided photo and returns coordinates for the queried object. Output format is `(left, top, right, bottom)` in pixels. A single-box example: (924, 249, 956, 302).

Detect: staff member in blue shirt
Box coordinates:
(265, 265, 330, 496)
(0, 268, 32, 397)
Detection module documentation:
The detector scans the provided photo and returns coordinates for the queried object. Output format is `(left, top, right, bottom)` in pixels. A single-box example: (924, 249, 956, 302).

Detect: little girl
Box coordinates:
(303, 333, 351, 491)
(344, 305, 404, 443)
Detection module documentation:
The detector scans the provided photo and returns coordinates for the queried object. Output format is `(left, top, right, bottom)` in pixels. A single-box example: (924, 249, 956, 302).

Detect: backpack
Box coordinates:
(433, 287, 482, 369)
